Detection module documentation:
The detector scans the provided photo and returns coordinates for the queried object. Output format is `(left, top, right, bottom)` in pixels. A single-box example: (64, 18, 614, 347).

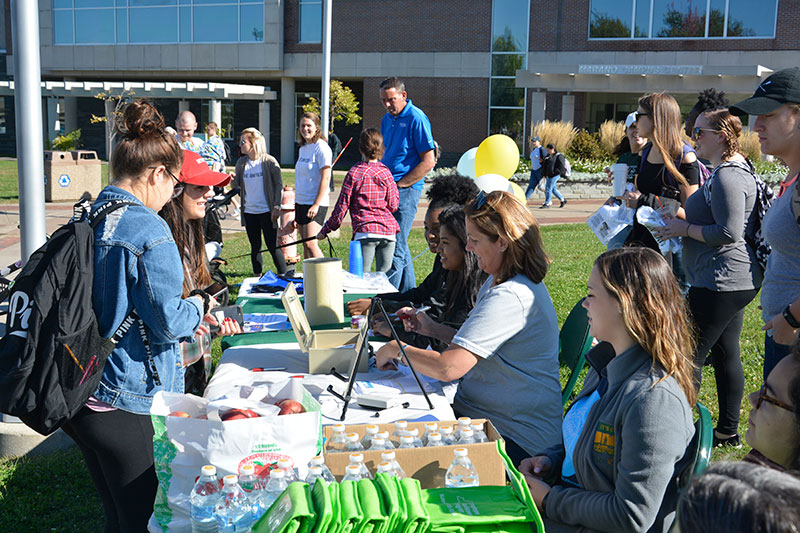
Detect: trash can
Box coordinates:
(43, 150, 102, 202)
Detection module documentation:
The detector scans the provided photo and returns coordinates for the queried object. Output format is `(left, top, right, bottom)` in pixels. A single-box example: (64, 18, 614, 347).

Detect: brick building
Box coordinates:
(0, 0, 794, 165)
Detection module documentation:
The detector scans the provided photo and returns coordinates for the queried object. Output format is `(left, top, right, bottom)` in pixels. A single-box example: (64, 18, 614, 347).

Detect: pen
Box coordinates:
(251, 367, 287, 372)
(393, 305, 431, 321)
(372, 402, 411, 418)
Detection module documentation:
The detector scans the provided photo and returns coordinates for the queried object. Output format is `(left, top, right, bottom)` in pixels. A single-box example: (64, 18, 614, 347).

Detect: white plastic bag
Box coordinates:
(147, 379, 322, 532)
(587, 203, 633, 246)
(635, 206, 682, 254)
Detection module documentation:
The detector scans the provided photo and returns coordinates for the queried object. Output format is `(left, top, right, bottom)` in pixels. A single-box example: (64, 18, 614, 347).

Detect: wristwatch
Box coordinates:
(783, 304, 800, 329)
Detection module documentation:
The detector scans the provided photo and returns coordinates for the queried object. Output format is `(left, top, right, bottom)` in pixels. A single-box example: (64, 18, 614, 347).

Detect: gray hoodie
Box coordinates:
(537, 342, 694, 533)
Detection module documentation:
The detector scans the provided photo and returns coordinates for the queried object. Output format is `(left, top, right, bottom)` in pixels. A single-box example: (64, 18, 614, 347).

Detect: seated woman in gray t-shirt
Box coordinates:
(375, 190, 563, 467)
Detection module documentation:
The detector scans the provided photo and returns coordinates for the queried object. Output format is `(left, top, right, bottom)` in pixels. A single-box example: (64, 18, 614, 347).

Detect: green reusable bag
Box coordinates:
(253, 482, 316, 533)
(356, 478, 388, 533)
(374, 473, 402, 532)
(400, 477, 430, 533)
(423, 442, 545, 533)
(338, 480, 364, 533)
(311, 479, 333, 533)
(328, 481, 342, 533)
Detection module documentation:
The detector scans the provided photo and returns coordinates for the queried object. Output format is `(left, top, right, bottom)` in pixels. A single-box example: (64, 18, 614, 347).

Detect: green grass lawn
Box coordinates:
(0, 224, 764, 531)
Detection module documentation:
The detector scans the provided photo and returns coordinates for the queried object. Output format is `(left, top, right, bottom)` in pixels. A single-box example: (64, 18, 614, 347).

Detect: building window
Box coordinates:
(298, 0, 322, 43)
(489, 0, 529, 151)
(53, 0, 264, 44)
(589, 0, 778, 39)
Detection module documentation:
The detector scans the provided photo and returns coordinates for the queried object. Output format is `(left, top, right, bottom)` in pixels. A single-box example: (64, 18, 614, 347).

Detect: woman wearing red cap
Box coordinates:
(159, 151, 241, 394)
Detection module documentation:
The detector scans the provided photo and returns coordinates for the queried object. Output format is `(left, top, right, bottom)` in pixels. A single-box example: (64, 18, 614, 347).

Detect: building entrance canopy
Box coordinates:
(0, 80, 277, 101)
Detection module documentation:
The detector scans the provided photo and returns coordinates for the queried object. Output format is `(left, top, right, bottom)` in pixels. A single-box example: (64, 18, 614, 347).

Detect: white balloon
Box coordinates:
(474, 173, 509, 193)
(456, 147, 479, 179)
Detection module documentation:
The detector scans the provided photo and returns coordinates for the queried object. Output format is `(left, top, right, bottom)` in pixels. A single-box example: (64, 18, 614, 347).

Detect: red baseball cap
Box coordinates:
(179, 150, 231, 187)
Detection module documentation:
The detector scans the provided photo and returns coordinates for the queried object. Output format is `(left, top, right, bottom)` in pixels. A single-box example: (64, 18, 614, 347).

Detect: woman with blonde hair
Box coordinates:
(521, 247, 696, 533)
(295, 112, 332, 258)
(657, 108, 762, 448)
(376, 190, 562, 467)
(625, 92, 701, 252)
(232, 127, 290, 276)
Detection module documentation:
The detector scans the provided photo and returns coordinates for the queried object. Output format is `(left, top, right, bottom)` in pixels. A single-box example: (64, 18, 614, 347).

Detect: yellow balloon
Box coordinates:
(474, 134, 520, 179)
(508, 182, 526, 204)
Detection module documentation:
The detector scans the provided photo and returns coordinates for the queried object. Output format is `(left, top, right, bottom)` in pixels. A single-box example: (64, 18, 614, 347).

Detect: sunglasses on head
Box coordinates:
(473, 190, 497, 213)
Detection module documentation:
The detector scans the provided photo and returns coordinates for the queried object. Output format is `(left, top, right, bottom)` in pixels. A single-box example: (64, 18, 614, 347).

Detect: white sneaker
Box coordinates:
(230, 208, 240, 217)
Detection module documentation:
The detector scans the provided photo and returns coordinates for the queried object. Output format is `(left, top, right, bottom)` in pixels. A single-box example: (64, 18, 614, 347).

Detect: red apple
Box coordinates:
(168, 410, 191, 418)
(275, 399, 305, 415)
(221, 408, 261, 421)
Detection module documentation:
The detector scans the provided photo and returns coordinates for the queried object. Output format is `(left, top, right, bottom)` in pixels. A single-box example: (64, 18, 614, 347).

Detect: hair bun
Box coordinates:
(116, 99, 166, 140)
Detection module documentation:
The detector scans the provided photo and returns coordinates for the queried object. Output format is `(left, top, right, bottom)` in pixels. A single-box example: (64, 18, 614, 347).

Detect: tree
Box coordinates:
(590, 12, 631, 38)
(302, 80, 360, 133)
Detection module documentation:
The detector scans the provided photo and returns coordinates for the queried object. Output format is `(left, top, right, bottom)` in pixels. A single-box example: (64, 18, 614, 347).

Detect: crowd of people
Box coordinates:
(68, 68, 800, 532)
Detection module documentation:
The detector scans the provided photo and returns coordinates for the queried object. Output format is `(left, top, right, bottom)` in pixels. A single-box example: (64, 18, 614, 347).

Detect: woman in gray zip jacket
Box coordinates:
(521, 247, 696, 533)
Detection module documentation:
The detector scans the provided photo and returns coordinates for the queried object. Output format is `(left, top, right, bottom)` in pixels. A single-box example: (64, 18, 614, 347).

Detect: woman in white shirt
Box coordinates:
(232, 127, 290, 276)
(294, 112, 332, 258)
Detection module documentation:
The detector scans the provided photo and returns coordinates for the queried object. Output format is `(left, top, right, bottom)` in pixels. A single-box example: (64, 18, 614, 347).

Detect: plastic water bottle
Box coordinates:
(307, 455, 336, 484)
(408, 428, 424, 448)
(455, 417, 472, 440)
(238, 465, 266, 525)
(422, 422, 438, 445)
(457, 428, 476, 445)
(276, 459, 299, 483)
(391, 421, 409, 446)
(426, 432, 445, 447)
(440, 426, 455, 445)
(215, 475, 252, 532)
(376, 461, 396, 476)
(349, 452, 372, 479)
(369, 437, 390, 451)
(381, 450, 407, 479)
(377, 431, 395, 449)
(361, 424, 379, 449)
(398, 435, 416, 449)
(471, 423, 488, 443)
(348, 241, 364, 277)
(342, 464, 364, 482)
(262, 469, 288, 511)
(345, 432, 365, 452)
(327, 423, 347, 452)
(305, 465, 325, 486)
(445, 448, 480, 488)
(190, 465, 221, 533)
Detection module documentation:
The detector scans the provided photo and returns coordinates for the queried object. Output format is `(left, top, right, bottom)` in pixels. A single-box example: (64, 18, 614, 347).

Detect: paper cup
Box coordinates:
(611, 164, 628, 197)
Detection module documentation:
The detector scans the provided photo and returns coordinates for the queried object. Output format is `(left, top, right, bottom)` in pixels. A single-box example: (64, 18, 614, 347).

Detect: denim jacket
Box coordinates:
(91, 186, 203, 413)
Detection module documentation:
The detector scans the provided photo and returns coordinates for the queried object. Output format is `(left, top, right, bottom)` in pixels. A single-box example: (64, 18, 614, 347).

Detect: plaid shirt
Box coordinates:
(320, 161, 400, 237)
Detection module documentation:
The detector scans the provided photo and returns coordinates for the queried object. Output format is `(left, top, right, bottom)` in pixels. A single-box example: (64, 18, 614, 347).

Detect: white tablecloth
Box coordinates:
(208, 342, 456, 426)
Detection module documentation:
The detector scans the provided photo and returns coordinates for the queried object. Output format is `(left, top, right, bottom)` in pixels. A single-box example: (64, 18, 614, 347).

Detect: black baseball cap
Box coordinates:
(730, 67, 800, 116)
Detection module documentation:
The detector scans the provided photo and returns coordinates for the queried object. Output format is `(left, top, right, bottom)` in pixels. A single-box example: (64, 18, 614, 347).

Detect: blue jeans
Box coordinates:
(764, 332, 792, 381)
(387, 186, 421, 292)
(544, 176, 564, 204)
(525, 167, 543, 199)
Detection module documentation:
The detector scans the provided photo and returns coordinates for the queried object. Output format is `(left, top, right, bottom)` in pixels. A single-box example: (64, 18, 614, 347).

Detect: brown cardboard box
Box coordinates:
(322, 419, 506, 489)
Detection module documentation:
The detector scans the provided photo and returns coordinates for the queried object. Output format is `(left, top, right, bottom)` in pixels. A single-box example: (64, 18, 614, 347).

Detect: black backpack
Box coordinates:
(0, 200, 139, 435)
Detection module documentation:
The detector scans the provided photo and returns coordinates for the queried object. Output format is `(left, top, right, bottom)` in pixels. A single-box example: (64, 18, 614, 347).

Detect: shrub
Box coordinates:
(532, 120, 576, 154)
(51, 129, 81, 151)
(570, 157, 614, 174)
(568, 129, 605, 161)
(752, 159, 788, 182)
(598, 120, 624, 157)
(739, 128, 762, 161)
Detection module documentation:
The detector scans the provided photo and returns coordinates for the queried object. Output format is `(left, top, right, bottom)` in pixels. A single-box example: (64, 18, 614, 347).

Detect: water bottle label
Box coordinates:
(190, 505, 216, 522)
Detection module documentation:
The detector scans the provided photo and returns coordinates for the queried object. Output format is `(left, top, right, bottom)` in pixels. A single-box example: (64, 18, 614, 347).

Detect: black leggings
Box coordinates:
(61, 407, 158, 533)
(689, 286, 759, 435)
(243, 211, 288, 275)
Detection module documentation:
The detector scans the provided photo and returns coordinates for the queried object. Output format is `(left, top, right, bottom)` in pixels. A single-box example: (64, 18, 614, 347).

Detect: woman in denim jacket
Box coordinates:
(62, 100, 212, 533)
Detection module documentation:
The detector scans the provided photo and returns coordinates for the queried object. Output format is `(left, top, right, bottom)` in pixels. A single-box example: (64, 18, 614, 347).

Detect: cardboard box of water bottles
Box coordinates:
(322, 418, 506, 489)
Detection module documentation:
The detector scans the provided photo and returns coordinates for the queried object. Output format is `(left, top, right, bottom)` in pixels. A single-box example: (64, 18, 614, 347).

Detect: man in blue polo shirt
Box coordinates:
(379, 77, 436, 291)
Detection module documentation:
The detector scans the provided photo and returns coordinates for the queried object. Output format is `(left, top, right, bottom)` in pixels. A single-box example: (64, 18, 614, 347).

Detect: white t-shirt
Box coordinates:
(242, 159, 270, 214)
(294, 139, 332, 206)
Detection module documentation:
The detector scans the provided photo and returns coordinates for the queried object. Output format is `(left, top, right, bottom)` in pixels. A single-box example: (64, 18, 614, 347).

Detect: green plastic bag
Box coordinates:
(356, 478, 388, 533)
(400, 477, 430, 533)
(374, 473, 402, 532)
(338, 480, 364, 533)
(311, 479, 333, 533)
(253, 482, 316, 533)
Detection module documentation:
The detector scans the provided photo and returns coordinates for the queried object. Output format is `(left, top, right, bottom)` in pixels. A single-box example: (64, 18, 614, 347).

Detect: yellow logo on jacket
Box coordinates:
(593, 422, 616, 462)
